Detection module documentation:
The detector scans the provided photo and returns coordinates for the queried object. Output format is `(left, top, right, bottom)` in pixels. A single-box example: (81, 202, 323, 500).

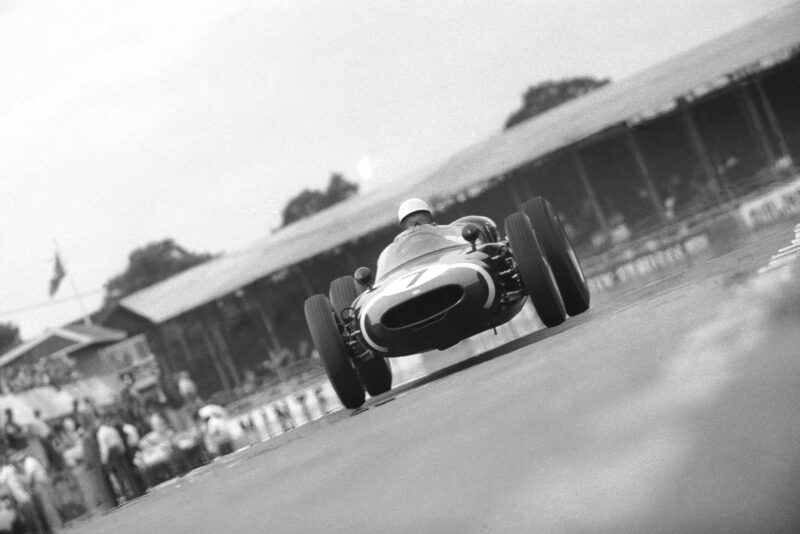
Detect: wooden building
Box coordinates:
(0, 324, 127, 394)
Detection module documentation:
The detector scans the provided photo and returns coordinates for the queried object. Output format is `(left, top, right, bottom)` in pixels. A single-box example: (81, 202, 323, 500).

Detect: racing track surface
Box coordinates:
(69, 222, 800, 534)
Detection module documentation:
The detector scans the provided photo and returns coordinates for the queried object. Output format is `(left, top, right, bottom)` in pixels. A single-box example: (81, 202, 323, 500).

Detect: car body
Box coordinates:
(352, 219, 525, 356)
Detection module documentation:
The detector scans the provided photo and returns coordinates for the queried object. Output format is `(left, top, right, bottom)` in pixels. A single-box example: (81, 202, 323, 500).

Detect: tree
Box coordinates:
(281, 173, 359, 227)
(0, 322, 21, 353)
(281, 189, 329, 228)
(504, 76, 611, 130)
(325, 173, 358, 205)
(104, 239, 217, 306)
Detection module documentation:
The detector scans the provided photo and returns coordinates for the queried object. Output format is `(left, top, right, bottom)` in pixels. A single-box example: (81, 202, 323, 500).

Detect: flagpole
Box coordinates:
(68, 273, 92, 327)
(54, 241, 92, 327)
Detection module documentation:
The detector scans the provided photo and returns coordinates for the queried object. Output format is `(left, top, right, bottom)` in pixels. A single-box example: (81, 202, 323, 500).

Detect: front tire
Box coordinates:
(522, 197, 590, 315)
(304, 294, 366, 409)
(504, 212, 566, 327)
(329, 275, 393, 397)
(357, 356, 393, 397)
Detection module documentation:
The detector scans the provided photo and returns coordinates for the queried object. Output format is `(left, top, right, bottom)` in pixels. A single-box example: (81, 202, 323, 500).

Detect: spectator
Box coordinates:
(118, 373, 147, 435)
(0, 453, 48, 534)
(136, 414, 183, 486)
(663, 173, 683, 220)
(173, 423, 209, 471)
(0, 488, 23, 534)
(17, 453, 61, 531)
(609, 212, 632, 245)
(263, 346, 294, 384)
(70, 399, 96, 431)
(314, 386, 330, 415)
(96, 416, 141, 502)
(26, 410, 63, 473)
(240, 370, 257, 396)
(82, 398, 98, 424)
(120, 421, 140, 452)
(59, 418, 79, 447)
(158, 372, 184, 413)
(197, 407, 233, 458)
(296, 392, 314, 424)
(77, 420, 117, 512)
(57, 419, 112, 516)
(177, 372, 200, 407)
(114, 416, 146, 497)
(2, 410, 27, 452)
(26, 411, 50, 443)
(273, 401, 294, 432)
(58, 418, 82, 470)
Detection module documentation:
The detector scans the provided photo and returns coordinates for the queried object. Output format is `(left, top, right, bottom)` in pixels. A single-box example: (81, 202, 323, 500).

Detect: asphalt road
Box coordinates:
(69, 222, 800, 534)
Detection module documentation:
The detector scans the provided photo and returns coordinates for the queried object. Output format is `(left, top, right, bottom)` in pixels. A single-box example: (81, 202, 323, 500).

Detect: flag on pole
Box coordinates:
(49, 252, 66, 297)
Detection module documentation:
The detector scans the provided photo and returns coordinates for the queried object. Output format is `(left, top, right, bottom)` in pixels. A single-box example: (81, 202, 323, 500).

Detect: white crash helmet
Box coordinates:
(397, 198, 431, 223)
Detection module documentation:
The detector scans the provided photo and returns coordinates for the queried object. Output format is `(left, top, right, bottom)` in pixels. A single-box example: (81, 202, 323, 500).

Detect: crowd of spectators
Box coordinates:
(0, 356, 78, 395)
(0, 369, 243, 532)
(0, 360, 335, 532)
(0, 407, 68, 533)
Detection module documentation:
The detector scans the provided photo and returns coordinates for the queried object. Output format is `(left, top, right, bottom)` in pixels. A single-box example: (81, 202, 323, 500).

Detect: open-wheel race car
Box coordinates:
(304, 197, 590, 409)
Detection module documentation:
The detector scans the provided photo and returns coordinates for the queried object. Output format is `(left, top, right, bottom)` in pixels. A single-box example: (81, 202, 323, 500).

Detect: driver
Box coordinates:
(397, 198, 434, 230)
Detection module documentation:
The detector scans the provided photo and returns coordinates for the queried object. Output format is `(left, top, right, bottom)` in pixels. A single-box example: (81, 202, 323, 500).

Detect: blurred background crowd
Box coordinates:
(0, 368, 330, 533)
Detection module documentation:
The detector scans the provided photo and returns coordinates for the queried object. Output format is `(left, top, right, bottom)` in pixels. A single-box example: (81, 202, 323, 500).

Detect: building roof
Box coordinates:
(120, 3, 800, 324)
(63, 323, 127, 344)
(0, 323, 126, 367)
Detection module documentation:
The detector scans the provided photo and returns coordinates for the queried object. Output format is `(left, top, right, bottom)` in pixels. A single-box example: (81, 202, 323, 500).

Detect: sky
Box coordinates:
(0, 0, 795, 339)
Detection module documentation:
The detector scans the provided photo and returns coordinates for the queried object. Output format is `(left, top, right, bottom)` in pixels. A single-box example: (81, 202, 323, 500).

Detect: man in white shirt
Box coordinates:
(0, 457, 47, 534)
(96, 421, 125, 466)
(96, 416, 142, 501)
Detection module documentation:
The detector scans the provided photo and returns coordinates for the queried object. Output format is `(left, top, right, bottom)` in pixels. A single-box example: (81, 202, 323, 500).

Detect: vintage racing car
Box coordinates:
(304, 197, 590, 408)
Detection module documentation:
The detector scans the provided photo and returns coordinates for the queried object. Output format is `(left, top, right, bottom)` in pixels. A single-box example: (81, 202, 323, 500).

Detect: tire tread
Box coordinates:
(522, 197, 590, 315)
(504, 213, 566, 327)
(304, 294, 365, 409)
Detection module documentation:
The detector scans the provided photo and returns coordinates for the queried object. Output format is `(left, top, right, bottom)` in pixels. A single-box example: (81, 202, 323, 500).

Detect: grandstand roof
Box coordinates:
(120, 2, 800, 324)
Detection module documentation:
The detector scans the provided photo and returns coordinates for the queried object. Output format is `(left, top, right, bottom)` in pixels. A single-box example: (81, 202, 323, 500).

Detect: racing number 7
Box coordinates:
(401, 269, 426, 289)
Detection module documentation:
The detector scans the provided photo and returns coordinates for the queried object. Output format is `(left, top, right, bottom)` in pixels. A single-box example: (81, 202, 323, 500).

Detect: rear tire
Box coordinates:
(504, 212, 566, 327)
(329, 275, 360, 319)
(357, 357, 393, 397)
(304, 294, 366, 409)
(522, 197, 590, 315)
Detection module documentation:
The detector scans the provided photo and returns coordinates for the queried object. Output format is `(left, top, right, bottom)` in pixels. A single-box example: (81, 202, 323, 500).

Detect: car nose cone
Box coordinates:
(359, 262, 497, 354)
